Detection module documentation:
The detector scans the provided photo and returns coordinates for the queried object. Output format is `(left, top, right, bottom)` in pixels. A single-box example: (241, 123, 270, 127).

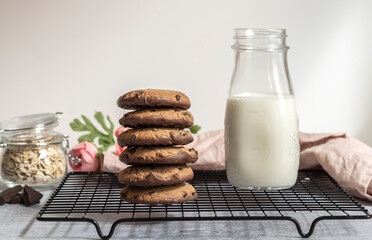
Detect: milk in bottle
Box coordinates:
(225, 93, 299, 189)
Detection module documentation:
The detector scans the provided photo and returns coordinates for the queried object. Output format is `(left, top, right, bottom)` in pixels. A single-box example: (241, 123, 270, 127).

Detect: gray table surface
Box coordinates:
(1, 181, 371, 240)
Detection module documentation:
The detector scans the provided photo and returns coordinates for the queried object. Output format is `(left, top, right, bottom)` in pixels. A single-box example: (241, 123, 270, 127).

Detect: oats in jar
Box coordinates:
(1, 142, 66, 185)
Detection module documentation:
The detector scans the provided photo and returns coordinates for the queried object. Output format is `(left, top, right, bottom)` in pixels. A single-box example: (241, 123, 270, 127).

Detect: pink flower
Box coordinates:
(115, 126, 130, 155)
(115, 144, 126, 156)
(115, 126, 130, 137)
(70, 142, 99, 172)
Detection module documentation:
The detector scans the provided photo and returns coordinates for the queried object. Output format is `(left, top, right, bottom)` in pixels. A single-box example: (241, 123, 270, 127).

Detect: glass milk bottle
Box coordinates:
(225, 28, 300, 190)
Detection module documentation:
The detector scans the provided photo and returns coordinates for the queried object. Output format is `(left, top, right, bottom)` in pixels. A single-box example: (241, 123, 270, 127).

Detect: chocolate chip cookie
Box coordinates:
(120, 182, 197, 205)
(117, 89, 191, 110)
(117, 128, 193, 147)
(120, 146, 198, 165)
(118, 164, 193, 187)
(119, 108, 194, 128)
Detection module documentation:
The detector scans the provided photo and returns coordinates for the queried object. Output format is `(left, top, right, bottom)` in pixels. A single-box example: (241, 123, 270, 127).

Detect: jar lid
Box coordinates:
(0, 112, 63, 132)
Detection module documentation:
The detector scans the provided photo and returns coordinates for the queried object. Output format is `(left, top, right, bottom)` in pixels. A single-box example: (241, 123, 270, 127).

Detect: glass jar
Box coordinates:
(0, 112, 79, 189)
(225, 28, 300, 190)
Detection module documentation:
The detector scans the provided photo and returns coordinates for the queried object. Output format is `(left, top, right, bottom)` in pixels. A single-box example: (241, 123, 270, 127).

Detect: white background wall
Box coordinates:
(1, 0, 372, 147)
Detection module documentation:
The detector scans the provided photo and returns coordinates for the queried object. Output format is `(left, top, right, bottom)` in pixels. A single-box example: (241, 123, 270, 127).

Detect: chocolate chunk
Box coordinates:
(176, 95, 181, 101)
(0, 185, 22, 205)
(192, 192, 196, 196)
(8, 193, 24, 204)
(23, 185, 43, 207)
(149, 191, 155, 195)
(134, 195, 139, 200)
(183, 193, 188, 198)
(129, 148, 136, 154)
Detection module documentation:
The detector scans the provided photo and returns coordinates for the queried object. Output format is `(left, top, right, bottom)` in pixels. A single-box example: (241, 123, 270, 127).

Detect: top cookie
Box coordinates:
(117, 89, 191, 110)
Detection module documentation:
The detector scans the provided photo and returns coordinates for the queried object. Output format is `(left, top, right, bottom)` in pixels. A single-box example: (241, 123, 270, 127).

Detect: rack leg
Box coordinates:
(88, 218, 127, 240)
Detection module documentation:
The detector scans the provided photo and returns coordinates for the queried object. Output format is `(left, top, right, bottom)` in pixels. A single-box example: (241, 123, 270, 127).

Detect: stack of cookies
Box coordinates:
(116, 89, 198, 205)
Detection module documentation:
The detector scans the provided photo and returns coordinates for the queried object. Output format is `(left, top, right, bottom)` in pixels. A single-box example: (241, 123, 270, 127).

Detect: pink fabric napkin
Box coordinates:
(102, 129, 372, 201)
(100, 151, 128, 173)
(299, 132, 372, 201)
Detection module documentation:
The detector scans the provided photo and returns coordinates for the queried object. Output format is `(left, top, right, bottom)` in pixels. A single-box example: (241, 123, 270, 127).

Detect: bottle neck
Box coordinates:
(229, 28, 294, 97)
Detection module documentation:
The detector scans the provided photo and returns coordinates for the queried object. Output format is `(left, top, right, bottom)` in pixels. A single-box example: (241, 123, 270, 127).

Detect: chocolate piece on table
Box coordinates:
(23, 185, 43, 206)
(8, 193, 24, 204)
(0, 185, 23, 205)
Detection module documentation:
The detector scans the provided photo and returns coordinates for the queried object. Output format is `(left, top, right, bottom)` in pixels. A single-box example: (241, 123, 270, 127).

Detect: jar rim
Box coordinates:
(0, 112, 63, 133)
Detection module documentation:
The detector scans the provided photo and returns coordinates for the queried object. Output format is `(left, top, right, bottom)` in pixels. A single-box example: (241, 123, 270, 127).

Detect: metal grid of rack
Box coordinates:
(37, 170, 371, 239)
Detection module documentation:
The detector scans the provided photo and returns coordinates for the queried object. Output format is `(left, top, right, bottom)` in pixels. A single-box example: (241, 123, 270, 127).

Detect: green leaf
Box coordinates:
(100, 144, 111, 152)
(98, 137, 111, 146)
(94, 111, 110, 132)
(69, 119, 87, 132)
(106, 115, 115, 142)
(188, 125, 201, 134)
(107, 115, 114, 133)
(81, 115, 99, 133)
(78, 133, 97, 143)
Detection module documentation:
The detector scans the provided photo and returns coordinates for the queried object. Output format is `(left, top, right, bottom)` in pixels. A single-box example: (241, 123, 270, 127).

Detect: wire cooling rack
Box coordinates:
(37, 170, 371, 239)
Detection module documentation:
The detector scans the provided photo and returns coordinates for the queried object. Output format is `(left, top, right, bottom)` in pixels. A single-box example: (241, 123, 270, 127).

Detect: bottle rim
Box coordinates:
(232, 28, 289, 52)
(234, 28, 287, 39)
